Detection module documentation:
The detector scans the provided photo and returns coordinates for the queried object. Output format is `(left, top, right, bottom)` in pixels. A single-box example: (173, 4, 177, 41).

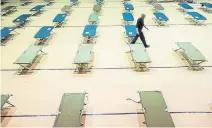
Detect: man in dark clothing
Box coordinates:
(131, 14, 150, 48)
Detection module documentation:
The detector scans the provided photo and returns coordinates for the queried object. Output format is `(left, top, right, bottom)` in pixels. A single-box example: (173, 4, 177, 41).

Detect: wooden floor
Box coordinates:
(1, 0, 212, 127)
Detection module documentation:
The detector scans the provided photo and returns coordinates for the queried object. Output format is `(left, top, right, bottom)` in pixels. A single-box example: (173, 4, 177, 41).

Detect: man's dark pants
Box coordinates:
(131, 31, 148, 47)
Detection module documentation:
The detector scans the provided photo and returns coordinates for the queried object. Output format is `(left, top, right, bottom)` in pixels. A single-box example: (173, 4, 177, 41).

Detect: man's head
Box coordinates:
(141, 14, 146, 19)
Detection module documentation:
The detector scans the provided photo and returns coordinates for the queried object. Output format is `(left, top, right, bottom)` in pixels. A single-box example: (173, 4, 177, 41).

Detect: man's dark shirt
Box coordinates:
(136, 17, 144, 33)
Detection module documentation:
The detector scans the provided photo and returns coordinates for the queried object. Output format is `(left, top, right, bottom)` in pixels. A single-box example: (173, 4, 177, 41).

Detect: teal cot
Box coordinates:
(14, 45, 47, 74)
(128, 44, 151, 71)
(88, 14, 98, 24)
(74, 44, 94, 72)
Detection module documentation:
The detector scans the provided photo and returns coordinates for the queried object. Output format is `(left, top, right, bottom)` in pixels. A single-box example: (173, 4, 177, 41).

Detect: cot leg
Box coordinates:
(6, 101, 15, 107)
(174, 47, 182, 52)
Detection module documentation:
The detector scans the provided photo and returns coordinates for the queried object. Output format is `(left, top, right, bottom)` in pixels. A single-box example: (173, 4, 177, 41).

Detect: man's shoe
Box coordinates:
(145, 45, 150, 48)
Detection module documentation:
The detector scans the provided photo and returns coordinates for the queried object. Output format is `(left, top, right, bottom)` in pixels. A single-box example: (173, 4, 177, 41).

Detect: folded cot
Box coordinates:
(174, 42, 207, 70)
(74, 44, 94, 72)
(53, 14, 67, 27)
(34, 26, 54, 44)
(186, 12, 207, 25)
(14, 45, 47, 74)
(200, 2, 212, 13)
(153, 12, 169, 26)
(1, 94, 15, 109)
(124, 25, 136, 42)
(1, 6, 17, 16)
(122, 12, 134, 25)
(30, 5, 45, 16)
(54, 93, 88, 127)
(128, 44, 151, 71)
(88, 14, 98, 24)
(13, 14, 31, 28)
(178, 3, 193, 12)
(138, 91, 175, 127)
(82, 25, 97, 43)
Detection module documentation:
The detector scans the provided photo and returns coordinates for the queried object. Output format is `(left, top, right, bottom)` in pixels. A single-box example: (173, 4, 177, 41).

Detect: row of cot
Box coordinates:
(1, 0, 105, 16)
(1, 3, 208, 73)
(122, 2, 207, 71)
(1, 2, 103, 42)
(1, 0, 54, 16)
(1, 3, 103, 74)
(1, 91, 175, 127)
(122, 2, 211, 26)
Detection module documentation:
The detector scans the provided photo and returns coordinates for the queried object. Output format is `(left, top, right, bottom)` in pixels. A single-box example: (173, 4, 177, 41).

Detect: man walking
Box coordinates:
(131, 14, 150, 48)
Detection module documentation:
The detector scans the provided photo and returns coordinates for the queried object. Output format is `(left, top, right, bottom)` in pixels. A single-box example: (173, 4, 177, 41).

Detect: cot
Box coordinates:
(14, 45, 46, 74)
(122, 12, 134, 25)
(53, 14, 67, 27)
(61, 5, 72, 14)
(74, 44, 93, 72)
(128, 44, 151, 71)
(44, 0, 54, 6)
(178, 3, 193, 12)
(174, 42, 207, 70)
(20, 0, 32, 6)
(1, 6, 17, 16)
(54, 93, 88, 127)
(93, 4, 102, 14)
(200, 2, 212, 13)
(124, 25, 136, 42)
(30, 5, 45, 16)
(13, 14, 31, 28)
(96, 0, 104, 4)
(152, 3, 164, 12)
(70, 0, 79, 6)
(153, 12, 169, 26)
(82, 25, 97, 43)
(186, 12, 207, 25)
(88, 14, 98, 24)
(138, 91, 175, 127)
(123, 0, 130, 4)
(1, 27, 17, 44)
(1, 0, 9, 5)
(1, 94, 15, 109)
(34, 26, 54, 44)
(124, 3, 134, 12)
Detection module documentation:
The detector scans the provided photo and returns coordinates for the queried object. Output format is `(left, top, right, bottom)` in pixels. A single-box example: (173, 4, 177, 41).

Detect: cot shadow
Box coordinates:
(1, 107, 16, 127)
(73, 54, 94, 74)
(81, 110, 87, 127)
(21, 2, 31, 6)
(32, 10, 45, 16)
(1, 34, 17, 46)
(15, 20, 32, 29)
(1, 11, 16, 16)
(137, 109, 146, 127)
(15, 55, 43, 75)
